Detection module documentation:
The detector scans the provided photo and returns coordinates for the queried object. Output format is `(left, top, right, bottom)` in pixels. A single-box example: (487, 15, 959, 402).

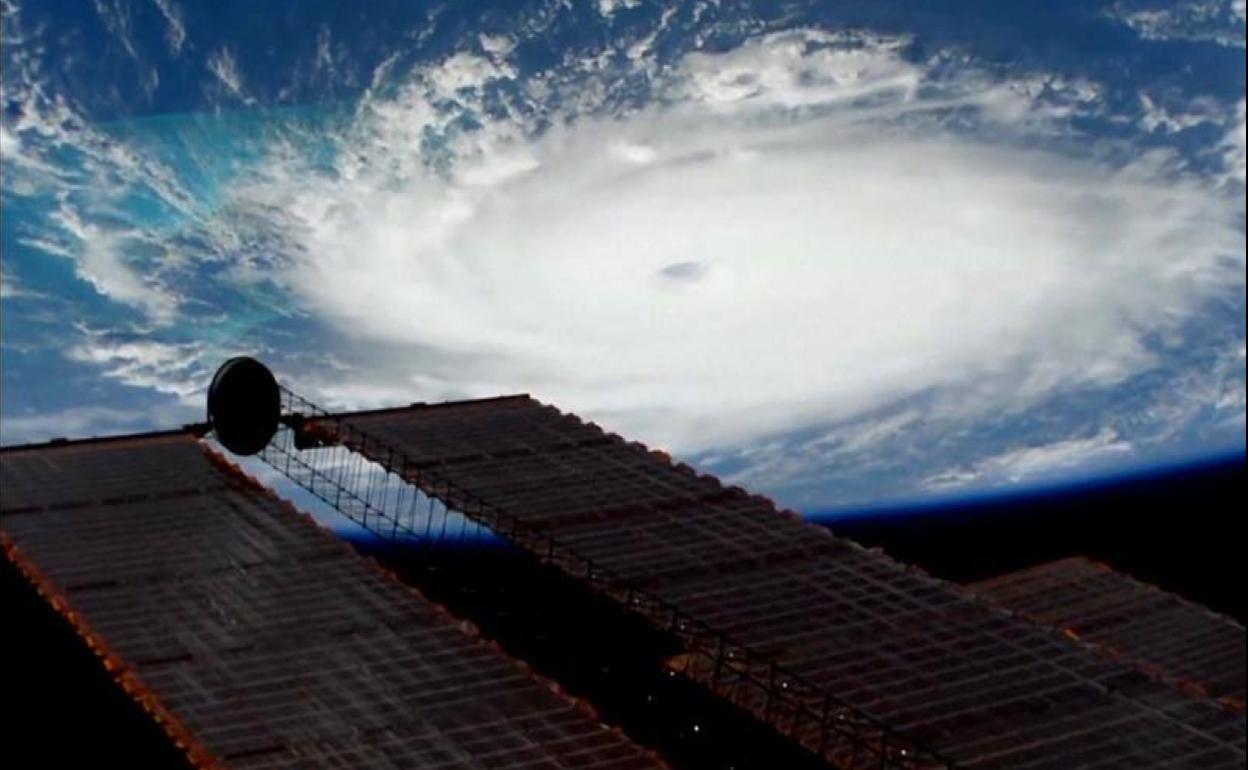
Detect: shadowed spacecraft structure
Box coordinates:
(1, 359, 1244, 769)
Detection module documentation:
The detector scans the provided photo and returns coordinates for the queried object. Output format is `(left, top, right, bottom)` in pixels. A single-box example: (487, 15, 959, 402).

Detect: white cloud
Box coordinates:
(626, 6, 679, 64)
(92, 0, 139, 60)
(226, 30, 1243, 459)
(426, 52, 513, 94)
(151, 0, 186, 56)
(1110, 0, 1246, 47)
(597, 0, 640, 18)
(66, 334, 206, 400)
(1138, 92, 1219, 134)
(207, 47, 251, 103)
(1224, 98, 1247, 185)
(925, 429, 1134, 488)
(609, 141, 660, 164)
(0, 124, 19, 158)
(1, 406, 152, 444)
(923, 467, 984, 491)
(479, 34, 514, 57)
(0, 263, 39, 300)
(47, 203, 180, 323)
(676, 30, 921, 110)
(2, 7, 201, 325)
(720, 409, 924, 489)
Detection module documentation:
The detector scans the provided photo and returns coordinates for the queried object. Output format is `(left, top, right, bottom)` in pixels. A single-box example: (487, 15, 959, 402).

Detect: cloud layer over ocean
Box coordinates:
(2, 2, 1244, 507)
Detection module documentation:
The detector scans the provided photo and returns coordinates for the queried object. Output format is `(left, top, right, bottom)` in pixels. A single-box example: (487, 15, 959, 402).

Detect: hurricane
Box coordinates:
(2, 0, 1244, 509)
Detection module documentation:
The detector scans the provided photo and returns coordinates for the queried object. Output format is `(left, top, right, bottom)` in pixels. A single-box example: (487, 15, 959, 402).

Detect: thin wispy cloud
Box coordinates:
(0, 405, 186, 444)
(925, 429, 1134, 489)
(67, 332, 208, 401)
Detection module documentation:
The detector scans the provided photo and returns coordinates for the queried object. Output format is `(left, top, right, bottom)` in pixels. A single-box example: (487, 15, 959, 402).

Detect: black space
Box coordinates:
(1, 454, 1242, 765)
(822, 454, 1246, 623)
(353, 540, 832, 770)
(0, 557, 195, 769)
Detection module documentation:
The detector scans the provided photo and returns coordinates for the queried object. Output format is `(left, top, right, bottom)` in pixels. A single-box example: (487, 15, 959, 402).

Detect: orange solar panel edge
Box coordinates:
(1, 530, 225, 770)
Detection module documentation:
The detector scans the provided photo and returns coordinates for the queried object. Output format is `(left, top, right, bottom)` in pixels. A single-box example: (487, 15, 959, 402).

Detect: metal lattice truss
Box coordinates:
(254, 383, 1246, 770)
(258, 385, 951, 770)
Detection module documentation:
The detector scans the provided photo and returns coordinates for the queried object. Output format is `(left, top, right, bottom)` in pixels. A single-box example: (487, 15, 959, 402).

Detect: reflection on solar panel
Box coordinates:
(315, 396, 1246, 770)
(970, 557, 1246, 707)
(0, 434, 667, 770)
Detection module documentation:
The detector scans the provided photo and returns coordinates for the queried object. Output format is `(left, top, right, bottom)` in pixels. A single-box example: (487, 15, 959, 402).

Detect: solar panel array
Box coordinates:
(970, 557, 1246, 707)
(336, 397, 1247, 770)
(0, 434, 667, 770)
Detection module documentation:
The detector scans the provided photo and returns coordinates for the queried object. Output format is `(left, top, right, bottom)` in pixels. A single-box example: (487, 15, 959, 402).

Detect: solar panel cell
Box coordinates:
(0, 435, 667, 770)
(333, 399, 1246, 770)
(970, 558, 1246, 706)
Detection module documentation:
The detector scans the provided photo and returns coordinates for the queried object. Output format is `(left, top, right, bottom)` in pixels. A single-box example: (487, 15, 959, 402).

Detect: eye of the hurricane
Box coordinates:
(207, 356, 281, 456)
(659, 261, 707, 282)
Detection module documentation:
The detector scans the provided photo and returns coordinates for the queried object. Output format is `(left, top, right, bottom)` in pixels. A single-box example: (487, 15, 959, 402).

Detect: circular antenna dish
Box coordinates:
(207, 357, 280, 456)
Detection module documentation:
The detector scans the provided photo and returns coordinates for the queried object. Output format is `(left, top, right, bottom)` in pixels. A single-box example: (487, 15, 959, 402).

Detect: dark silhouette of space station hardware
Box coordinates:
(1, 358, 1243, 769)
